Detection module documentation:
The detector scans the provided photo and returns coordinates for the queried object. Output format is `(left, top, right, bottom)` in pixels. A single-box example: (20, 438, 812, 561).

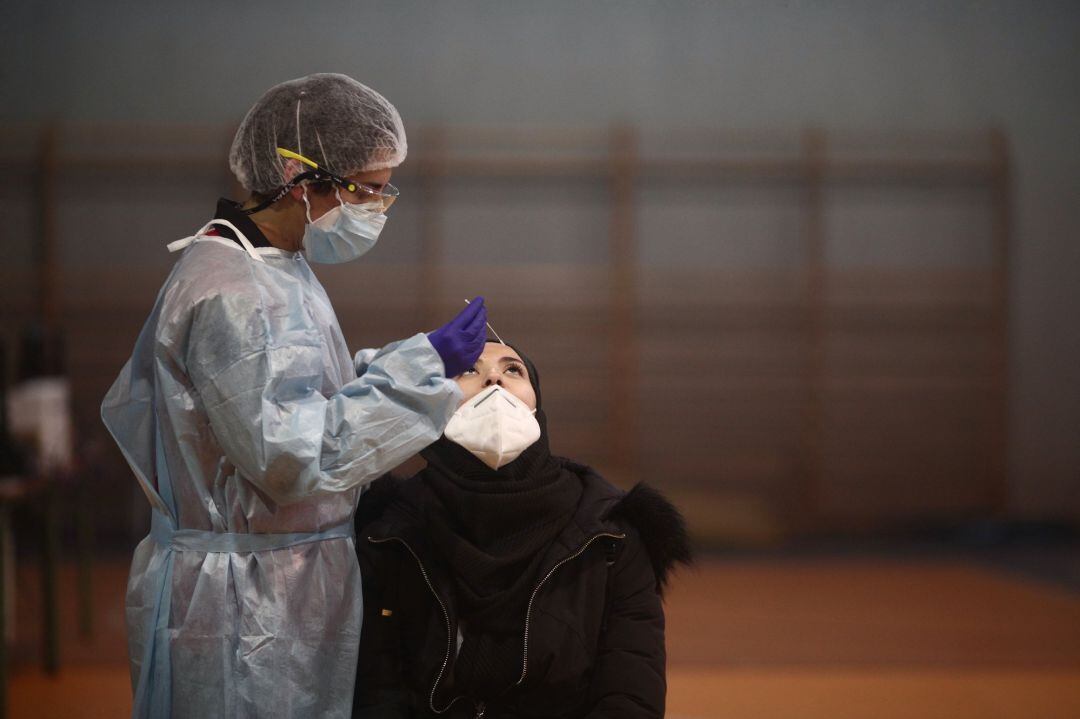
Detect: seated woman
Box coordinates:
(353, 341, 691, 719)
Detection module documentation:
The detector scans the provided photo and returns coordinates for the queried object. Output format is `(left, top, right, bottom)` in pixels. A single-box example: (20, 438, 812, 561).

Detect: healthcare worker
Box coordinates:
(101, 73, 486, 719)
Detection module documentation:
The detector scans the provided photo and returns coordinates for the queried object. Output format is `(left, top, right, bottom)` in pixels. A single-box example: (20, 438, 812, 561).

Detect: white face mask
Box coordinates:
(302, 189, 387, 264)
(443, 386, 541, 470)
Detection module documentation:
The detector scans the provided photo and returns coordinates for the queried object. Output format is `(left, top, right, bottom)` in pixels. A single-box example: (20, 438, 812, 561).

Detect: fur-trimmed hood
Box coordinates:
(606, 481, 694, 594)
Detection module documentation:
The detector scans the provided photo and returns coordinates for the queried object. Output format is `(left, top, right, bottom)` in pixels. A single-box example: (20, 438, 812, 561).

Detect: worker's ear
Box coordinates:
(274, 157, 307, 203)
(288, 184, 307, 203)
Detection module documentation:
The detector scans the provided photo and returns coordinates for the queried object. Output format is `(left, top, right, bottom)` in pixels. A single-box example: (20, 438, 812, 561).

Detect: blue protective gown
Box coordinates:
(101, 226, 461, 718)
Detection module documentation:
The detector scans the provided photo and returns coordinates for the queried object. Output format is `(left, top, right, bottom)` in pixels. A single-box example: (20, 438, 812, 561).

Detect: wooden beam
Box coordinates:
(797, 127, 827, 527)
(36, 125, 60, 332)
(988, 127, 1012, 514)
(608, 125, 639, 485)
(417, 127, 448, 330)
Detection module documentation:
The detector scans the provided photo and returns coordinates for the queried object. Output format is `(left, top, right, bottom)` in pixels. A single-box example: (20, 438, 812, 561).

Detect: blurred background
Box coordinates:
(1, 1, 1078, 717)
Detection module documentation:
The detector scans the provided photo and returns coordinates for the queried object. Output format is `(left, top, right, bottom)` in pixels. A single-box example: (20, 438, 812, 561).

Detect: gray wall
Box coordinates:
(3, 0, 1078, 517)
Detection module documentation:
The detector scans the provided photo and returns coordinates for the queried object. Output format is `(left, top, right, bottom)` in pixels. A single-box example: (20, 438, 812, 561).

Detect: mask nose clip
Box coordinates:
(444, 385, 541, 469)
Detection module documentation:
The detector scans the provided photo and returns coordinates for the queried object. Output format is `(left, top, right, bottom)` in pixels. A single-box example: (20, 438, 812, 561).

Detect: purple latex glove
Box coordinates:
(427, 297, 488, 378)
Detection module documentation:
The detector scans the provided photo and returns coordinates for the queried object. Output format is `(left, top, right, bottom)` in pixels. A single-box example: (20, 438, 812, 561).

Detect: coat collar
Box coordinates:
(361, 459, 627, 579)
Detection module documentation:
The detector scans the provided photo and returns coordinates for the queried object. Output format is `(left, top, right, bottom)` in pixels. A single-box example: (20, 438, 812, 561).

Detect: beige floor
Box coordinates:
(8, 557, 1080, 718)
(667, 668, 1080, 719)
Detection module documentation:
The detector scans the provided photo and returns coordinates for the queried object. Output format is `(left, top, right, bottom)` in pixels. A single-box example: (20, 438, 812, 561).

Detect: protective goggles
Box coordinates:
(243, 147, 400, 215)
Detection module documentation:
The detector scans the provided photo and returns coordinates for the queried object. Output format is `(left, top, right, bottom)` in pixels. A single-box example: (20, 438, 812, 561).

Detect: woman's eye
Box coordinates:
(505, 364, 525, 376)
(462, 367, 478, 376)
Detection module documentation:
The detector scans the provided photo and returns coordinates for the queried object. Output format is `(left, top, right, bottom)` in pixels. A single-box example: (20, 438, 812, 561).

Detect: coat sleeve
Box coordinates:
(185, 291, 462, 506)
(584, 532, 666, 719)
(353, 542, 411, 718)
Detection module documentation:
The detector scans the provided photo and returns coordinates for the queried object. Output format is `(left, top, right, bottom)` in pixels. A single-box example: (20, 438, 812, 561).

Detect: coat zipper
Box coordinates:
(370, 530, 626, 711)
(367, 536, 465, 715)
(515, 532, 625, 686)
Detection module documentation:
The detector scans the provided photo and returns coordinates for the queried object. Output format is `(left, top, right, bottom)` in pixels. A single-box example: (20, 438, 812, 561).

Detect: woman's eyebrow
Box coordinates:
(498, 356, 523, 364)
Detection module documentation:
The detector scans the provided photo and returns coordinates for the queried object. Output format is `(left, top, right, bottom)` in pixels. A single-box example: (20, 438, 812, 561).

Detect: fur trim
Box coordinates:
(609, 483, 693, 595)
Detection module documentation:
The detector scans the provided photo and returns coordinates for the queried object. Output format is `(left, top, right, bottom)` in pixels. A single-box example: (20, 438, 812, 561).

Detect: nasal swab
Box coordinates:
(464, 298, 506, 345)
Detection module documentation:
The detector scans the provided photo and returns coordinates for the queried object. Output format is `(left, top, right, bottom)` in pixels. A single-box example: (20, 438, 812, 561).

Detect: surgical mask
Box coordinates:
(302, 189, 387, 264)
(444, 386, 541, 470)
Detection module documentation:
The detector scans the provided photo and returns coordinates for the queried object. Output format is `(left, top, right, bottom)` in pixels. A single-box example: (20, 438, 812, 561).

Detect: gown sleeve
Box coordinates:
(185, 290, 461, 506)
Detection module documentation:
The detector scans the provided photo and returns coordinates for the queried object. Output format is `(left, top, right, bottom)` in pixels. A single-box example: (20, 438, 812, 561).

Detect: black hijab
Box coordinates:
(418, 342, 583, 697)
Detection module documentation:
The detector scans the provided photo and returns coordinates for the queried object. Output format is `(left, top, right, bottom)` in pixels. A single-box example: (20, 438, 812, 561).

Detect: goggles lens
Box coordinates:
(347, 181, 399, 212)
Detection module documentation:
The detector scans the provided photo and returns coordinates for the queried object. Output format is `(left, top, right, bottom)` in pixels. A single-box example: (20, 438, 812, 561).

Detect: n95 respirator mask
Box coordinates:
(444, 386, 541, 470)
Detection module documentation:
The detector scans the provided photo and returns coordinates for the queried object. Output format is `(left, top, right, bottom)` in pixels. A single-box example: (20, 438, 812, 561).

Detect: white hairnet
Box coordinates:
(229, 73, 407, 194)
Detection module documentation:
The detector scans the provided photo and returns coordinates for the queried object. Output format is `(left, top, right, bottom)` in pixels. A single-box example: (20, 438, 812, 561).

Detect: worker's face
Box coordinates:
(279, 167, 394, 251)
(455, 343, 537, 410)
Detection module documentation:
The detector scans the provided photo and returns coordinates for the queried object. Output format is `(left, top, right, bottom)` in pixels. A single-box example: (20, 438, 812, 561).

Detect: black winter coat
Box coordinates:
(352, 460, 690, 719)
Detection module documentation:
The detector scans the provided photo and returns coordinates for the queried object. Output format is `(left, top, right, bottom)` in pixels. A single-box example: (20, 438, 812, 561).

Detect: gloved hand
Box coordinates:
(428, 297, 488, 378)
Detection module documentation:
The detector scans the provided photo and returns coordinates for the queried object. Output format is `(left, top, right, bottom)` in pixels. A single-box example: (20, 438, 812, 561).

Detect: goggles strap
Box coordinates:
(243, 169, 358, 216)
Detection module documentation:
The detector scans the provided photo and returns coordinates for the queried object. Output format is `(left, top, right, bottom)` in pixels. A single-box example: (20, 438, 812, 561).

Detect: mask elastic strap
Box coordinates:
(304, 186, 349, 225)
(331, 187, 346, 216)
(302, 187, 316, 224)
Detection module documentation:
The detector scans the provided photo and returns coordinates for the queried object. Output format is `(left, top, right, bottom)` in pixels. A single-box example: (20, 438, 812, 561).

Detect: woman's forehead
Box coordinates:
(480, 343, 522, 364)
